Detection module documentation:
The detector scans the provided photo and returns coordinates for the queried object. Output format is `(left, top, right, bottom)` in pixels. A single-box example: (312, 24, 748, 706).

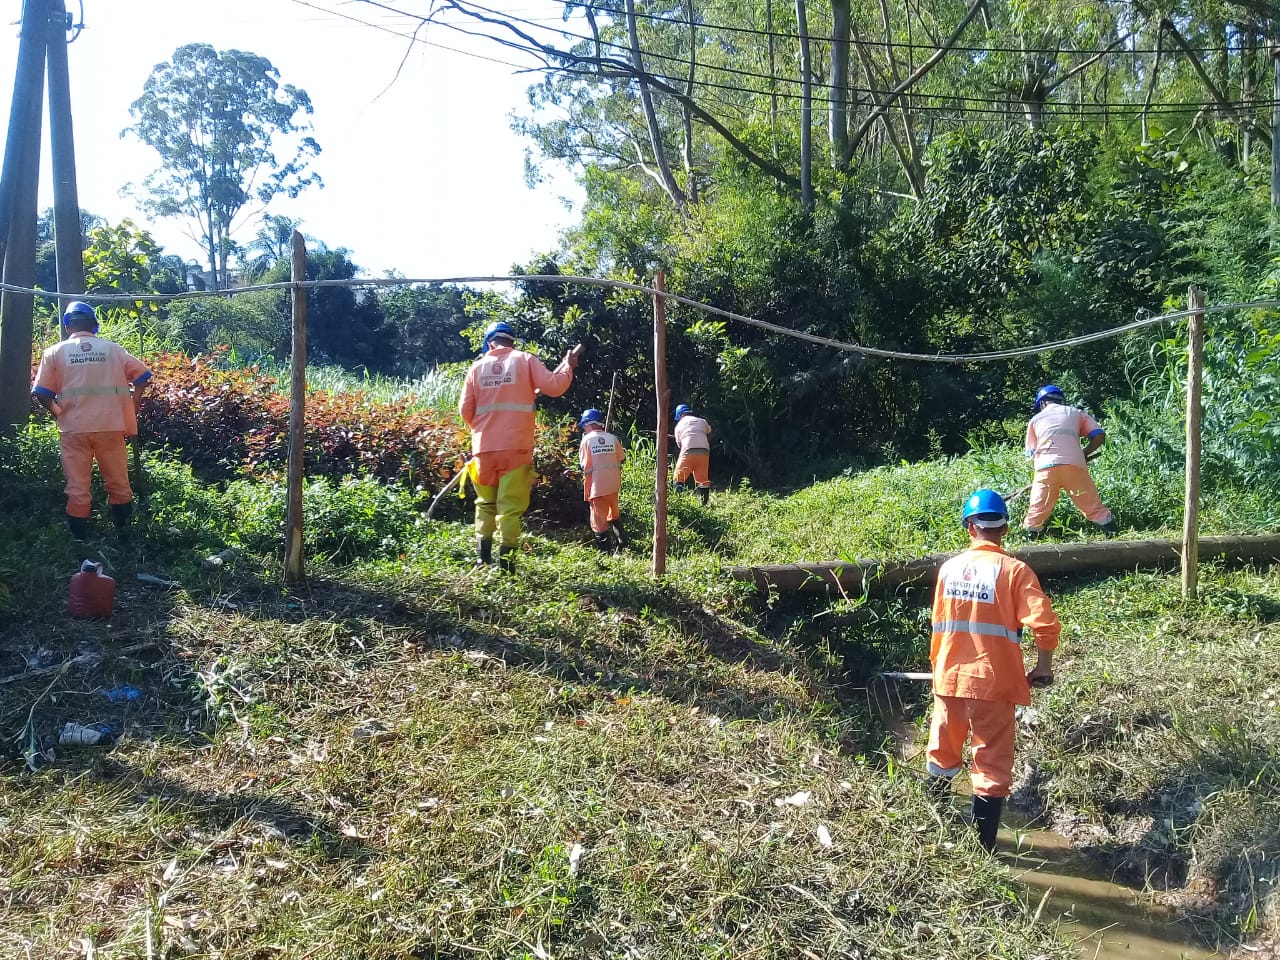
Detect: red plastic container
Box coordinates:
(69, 561, 115, 619)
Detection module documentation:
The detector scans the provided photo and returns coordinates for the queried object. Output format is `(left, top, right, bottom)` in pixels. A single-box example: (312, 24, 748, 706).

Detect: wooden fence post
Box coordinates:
(652, 271, 670, 577)
(284, 231, 308, 587)
(1182, 285, 1205, 600)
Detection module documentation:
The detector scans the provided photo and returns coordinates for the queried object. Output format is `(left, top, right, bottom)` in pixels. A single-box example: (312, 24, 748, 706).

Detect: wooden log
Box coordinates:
(283, 231, 307, 587)
(729, 534, 1280, 596)
(1182, 285, 1205, 599)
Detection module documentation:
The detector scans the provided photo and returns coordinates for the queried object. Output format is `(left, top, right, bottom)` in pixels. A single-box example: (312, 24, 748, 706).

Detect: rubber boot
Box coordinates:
(475, 538, 493, 567)
(1022, 527, 1045, 541)
(972, 794, 1004, 853)
(110, 502, 134, 543)
(609, 519, 626, 549)
(697, 485, 710, 507)
(926, 775, 952, 805)
(1097, 519, 1118, 538)
(66, 514, 88, 541)
(497, 545, 516, 574)
(593, 531, 612, 553)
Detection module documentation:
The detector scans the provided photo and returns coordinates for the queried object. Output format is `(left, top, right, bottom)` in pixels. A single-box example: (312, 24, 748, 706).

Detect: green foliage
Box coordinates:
(222, 475, 419, 562)
(125, 43, 322, 288)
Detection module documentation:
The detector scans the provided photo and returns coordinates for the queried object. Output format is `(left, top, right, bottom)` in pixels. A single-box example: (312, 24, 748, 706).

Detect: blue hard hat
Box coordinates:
(962, 488, 1009, 528)
(1033, 384, 1064, 412)
(482, 321, 516, 352)
(673, 404, 691, 422)
(62, 300, 98, 330)
(579, 408, 604, 430)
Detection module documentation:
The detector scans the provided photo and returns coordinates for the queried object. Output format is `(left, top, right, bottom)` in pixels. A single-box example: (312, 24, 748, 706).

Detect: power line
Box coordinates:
(424, 12, 1268, 118)
(539, 0, 1260, 58)
(285, 0, 540, 70)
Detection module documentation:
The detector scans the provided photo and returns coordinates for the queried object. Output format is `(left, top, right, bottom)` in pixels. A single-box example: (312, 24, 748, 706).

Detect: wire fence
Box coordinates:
(6, 276, 1278, 365)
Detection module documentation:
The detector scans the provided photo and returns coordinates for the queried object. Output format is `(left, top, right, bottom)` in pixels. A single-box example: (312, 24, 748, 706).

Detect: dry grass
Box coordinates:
(0, 536, 1072, 960)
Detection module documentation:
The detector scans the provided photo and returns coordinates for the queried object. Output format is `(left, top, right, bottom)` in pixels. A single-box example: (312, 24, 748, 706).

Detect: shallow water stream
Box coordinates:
(868, 677, 1218, 959)
(999, 817, 1217, 960)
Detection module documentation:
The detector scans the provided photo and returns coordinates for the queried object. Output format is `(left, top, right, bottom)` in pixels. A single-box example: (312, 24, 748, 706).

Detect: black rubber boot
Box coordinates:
(1097, 519, 1118, 538)
(926, 776, 952, 805)
(66, 514, 88, 541)
(610, 519, 626, 549)
(497, 545, 516, 574)
(697, 485, 710, 507)
(594, 531, 612, 552)
(475, 538, 493, 567)
(110, 502, 134, 541)
(972, 795, 1004, 853)
(1022, 527, 1044, 541)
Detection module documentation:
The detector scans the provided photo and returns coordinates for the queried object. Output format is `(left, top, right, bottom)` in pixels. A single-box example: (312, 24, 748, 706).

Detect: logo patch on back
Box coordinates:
(942, 560, 998, 603)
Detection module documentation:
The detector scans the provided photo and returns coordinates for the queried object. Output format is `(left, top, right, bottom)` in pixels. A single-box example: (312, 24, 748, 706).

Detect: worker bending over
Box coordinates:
(459, 321, 582, 573)
(577, 408, 627, 552)
(927, 489, 1060, 852)
(672, 403, 712, 506)
(31, 301, 152, 541)
(1023, 384, 1116, 538)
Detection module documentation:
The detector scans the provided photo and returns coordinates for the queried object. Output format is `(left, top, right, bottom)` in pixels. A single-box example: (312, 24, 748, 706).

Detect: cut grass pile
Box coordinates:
(1, 525, 1067, 959)
(2, 434, 1279, 957)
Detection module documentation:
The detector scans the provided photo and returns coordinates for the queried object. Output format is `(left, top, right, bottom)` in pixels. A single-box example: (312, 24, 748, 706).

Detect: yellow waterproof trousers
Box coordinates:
(470, 450, 534, 547)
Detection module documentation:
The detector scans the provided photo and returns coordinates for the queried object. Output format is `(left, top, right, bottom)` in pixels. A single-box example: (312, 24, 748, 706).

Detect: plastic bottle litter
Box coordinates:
(68, 560, 115, 619)
(59, 722, 115, 746)
(104, 685, 142, 703)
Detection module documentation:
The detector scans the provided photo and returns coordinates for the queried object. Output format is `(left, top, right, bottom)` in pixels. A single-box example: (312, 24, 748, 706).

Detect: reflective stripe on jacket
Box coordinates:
(459, 344, 574, 454)
(1024, 404, 1103, 470)
(31, 332, 150, 435)
(579, 428, 626, 500)
(675, 415, 711, 454)
(930, 541, 1060, 706)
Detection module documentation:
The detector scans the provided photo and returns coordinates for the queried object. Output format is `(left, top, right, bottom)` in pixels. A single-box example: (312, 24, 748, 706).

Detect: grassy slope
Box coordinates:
(2, 436, 1277, 957)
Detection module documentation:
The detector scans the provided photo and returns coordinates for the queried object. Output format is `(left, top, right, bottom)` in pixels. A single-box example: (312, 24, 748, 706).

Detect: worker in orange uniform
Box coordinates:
(459, 321, 582, 573)
(1022, 385, 1116, 538)
(31, 301, 152, 541)
(577, 408, 627, 552)
(672, 403, 712, 506)
(927, 488, 1060, 852)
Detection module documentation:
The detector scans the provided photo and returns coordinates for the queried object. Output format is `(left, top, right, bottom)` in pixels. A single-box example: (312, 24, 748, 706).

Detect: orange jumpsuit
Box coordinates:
(673, 415, 712, 488)
(31, 332, 151, 519)
(1022, 404, 1111, 530)
(579, 427, 626, 532)
(458, 344, 574, 546)
(926, 541, 1060, 797)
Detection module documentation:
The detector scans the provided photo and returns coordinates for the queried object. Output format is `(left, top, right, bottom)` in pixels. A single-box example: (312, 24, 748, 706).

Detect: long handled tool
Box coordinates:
(426, 458, 473, 521)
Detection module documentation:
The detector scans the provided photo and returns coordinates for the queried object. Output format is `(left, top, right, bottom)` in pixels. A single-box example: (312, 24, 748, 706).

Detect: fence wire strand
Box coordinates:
(4, 276, 1276, 365)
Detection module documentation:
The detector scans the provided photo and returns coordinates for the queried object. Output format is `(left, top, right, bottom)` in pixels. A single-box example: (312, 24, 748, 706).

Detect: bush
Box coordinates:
(138, 350, 580, 513)
(223, 475, 420, 563)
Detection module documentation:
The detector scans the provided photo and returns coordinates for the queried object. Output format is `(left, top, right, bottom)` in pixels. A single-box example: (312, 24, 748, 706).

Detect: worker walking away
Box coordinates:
(31, 302, 152, 541)
(927, 489, 1060, 853)
(672, 403, 712, 506)
(1023, 384, 1116, 538)
(577, 408, 627, 552)
(459, 321, 583, 573)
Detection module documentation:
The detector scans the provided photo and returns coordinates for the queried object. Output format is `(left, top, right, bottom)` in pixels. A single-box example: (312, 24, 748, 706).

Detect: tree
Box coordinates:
(125, 44, 322, 290)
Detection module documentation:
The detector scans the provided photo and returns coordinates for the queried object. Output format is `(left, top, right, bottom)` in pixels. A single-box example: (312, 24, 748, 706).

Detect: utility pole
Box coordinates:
(0, 0, 50, 430)
(46, 0, 85, 304)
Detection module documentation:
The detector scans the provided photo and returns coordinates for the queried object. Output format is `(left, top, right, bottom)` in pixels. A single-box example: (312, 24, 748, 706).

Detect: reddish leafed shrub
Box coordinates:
(137, 351, 581, 517)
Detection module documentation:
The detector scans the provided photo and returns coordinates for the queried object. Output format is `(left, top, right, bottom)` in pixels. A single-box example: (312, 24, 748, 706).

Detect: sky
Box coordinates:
(0, 0, 584, 280)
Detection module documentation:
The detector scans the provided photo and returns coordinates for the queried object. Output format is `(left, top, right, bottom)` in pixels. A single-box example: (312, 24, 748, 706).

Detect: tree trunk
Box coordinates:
(683, 0, 698, 203)
(624, 0, 687, 210)
(796, 0, 813, 212)
(767, 0, 778, 155)
(830, 0, 852, 168)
